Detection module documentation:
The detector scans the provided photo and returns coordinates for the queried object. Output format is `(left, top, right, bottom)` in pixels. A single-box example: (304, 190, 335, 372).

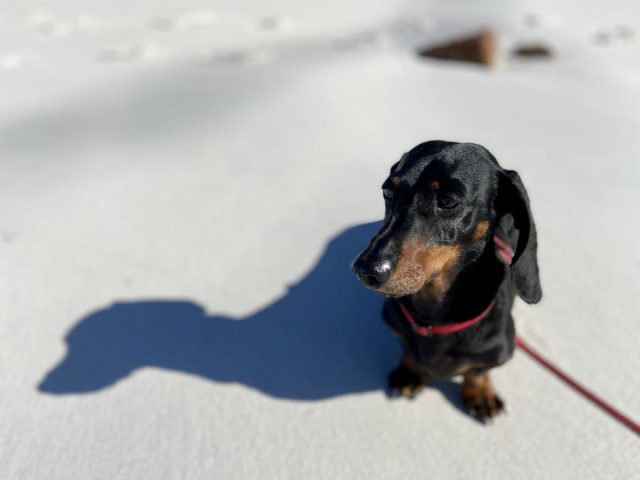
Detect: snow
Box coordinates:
(1, 0, 639, 478)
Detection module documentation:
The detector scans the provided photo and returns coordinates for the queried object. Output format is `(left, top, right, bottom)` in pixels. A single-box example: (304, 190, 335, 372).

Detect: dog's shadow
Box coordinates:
(39, 222, 464, 407)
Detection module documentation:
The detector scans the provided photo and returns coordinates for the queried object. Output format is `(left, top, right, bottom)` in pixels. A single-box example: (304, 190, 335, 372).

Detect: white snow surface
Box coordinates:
(1, 0, 639, 478)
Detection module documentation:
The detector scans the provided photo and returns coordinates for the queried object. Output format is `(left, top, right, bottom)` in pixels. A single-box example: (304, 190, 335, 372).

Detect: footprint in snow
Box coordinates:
(195, 49, 272, 68)
(255, 15, 293, 33)
(26, 9, 98, 36)
(97, 44, 141, 63)
(149, 9, 218, 31)
(595, 25, 635, 45)
(333, 30, 390, 51)
(96, 43, 167, 64)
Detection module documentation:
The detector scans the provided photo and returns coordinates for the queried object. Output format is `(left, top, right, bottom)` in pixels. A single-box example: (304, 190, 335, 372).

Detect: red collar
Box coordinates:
(397, 299, 496, 337)
(396, 235, 513, 337)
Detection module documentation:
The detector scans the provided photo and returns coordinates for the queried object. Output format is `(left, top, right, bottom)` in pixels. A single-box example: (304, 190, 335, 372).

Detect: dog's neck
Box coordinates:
(407, 242, 505, 325)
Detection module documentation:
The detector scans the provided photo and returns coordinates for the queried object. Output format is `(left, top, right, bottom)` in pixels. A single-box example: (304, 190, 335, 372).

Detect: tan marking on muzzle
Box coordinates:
(391, 176, 400, 187)
(379, 238, 461, 298)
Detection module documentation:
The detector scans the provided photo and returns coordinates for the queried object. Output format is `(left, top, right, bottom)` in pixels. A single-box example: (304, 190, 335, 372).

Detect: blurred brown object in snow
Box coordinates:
(513, 44, 553, 58)
(418, 29, 497, 68)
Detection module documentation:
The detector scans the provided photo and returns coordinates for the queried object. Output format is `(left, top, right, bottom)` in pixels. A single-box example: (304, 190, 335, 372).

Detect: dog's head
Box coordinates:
(352, 140, 541, 303)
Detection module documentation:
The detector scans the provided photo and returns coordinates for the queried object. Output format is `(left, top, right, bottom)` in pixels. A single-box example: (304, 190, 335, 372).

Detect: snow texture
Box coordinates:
(1, 0, 639, 478)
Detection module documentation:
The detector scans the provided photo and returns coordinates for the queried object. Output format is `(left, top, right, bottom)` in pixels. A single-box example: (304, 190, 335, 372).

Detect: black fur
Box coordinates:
(495, 170, 542, 303)
(352, 140, 541, 419)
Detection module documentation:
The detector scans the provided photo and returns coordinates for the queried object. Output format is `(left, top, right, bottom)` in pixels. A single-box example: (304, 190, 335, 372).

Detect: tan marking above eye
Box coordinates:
(431, 181, 440, 190)
(391, 176, 400, 187)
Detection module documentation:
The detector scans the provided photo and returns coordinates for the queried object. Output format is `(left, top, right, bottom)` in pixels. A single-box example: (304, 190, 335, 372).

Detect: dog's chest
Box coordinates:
(382, 300, 499, 378)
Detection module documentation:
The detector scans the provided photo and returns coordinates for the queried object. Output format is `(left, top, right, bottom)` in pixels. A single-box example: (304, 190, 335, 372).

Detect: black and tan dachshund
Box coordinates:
(353, 140, 541, 422)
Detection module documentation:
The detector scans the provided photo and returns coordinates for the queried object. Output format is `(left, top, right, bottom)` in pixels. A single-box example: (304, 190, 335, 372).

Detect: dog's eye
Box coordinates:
(437, 195, 459, 209)
(383, 189, 394, 200)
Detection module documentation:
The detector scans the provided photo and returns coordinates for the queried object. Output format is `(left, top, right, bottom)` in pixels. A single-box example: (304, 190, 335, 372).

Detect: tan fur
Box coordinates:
(461, 370, 503, 417)
(452, 361, 485, 376)
(380, 239, 460, 298)
(391, 176, 400, 187)
(419, 244, 462, 302)
(431, 180, 440, 190)
(472, 220, 489, 241)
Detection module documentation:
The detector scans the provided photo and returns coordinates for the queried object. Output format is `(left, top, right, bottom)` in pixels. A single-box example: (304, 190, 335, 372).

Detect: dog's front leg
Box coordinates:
(461, 369, 505, 422)
(388, 354, 426, 399)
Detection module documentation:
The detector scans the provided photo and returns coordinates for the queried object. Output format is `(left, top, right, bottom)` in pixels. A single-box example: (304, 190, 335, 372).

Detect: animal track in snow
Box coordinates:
(149, 10, 218, 32)
(594, 25, 635, 45)
(332, 17, 428, 52)
(255, 15, 293, 33)
(96, 42, 168, 64)
(333, 30, 390, 51)
(97, 43, 141, 63)
(195, 48, 272, 67)
(26, 9, 98, 36)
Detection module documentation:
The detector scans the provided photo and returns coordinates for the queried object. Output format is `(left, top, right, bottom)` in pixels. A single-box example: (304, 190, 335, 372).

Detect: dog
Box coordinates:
(352, 140, 541, 422)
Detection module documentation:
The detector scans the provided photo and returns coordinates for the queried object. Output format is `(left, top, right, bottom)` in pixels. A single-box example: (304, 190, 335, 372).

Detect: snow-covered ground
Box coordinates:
(1, 0, 639, 478)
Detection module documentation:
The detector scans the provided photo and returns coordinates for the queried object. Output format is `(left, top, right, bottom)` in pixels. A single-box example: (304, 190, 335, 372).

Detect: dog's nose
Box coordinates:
(352, 257, 392, 288)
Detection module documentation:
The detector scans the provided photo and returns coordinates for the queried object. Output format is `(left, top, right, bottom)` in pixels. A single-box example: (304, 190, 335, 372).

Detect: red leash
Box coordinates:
(496, 235, 639, 435)
(515, 335, 640, 436)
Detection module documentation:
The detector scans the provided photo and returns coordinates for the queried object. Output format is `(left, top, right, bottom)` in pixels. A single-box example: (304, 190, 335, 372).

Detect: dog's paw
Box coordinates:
(388, 365, 425, 399)
(462, 390, 505, 423)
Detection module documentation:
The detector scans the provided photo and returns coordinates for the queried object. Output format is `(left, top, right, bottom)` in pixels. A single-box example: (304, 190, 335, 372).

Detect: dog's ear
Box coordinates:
(495, 170, 542, 304)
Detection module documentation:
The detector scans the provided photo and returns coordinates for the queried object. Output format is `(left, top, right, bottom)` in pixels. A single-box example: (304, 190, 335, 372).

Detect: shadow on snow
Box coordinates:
(39, 222, 464, 408)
